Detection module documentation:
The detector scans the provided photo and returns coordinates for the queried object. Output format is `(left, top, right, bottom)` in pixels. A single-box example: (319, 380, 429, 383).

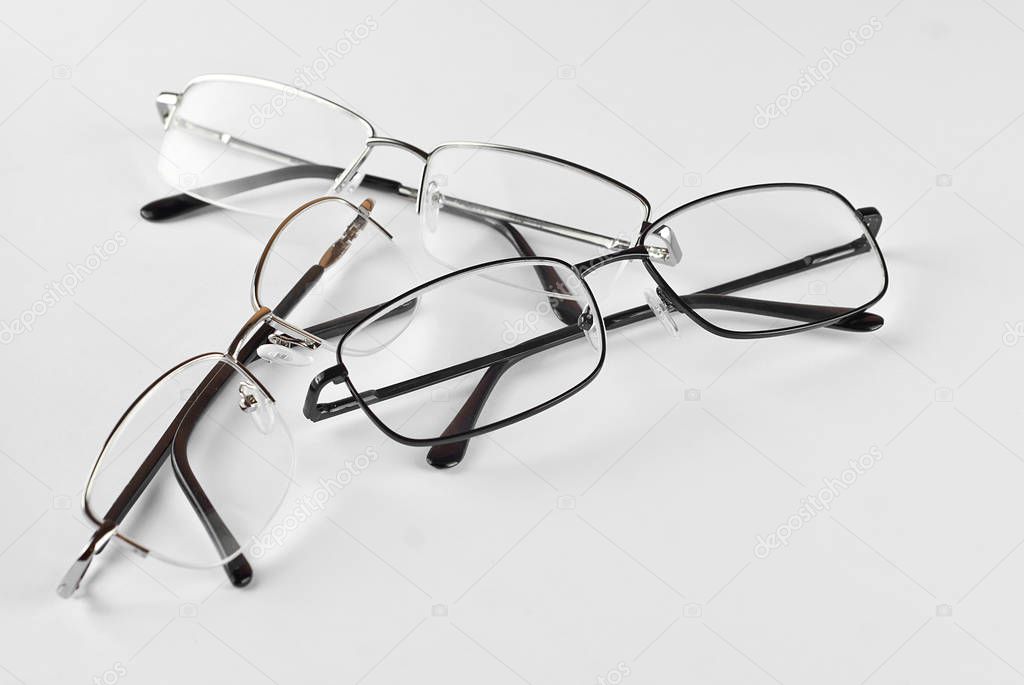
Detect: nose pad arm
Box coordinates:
(578, 306, 600, 350)
(238, 383, 276, 435)
(422, 180, 443, 234)
(644, 289, 680, 338)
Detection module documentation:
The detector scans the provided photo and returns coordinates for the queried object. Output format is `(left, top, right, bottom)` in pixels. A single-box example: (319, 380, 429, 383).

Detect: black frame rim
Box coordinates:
(334, 256, 609, 447)
(638, 182, 889, 340)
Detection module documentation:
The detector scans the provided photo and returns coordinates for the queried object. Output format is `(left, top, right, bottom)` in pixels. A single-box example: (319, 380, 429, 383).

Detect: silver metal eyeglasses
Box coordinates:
(57, 195, 418, 598)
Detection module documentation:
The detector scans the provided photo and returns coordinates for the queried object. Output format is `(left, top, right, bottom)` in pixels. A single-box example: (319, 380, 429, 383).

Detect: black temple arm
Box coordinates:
(139, 164, 402, 221)
(302, 294, 874, 428)
(425, 361, 516, 468)
(437, 204, 583, 326)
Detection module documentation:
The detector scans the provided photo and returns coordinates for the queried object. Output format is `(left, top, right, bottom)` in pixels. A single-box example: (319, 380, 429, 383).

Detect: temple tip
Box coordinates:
(426, 442, 467, 469)
(140, 193, 210, 221)
(225, 554, 254, 587)
(833, 311, 884, 332)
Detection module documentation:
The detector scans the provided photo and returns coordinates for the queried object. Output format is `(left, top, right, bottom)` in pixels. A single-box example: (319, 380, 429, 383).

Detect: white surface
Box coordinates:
(1, 1, 1023, 683)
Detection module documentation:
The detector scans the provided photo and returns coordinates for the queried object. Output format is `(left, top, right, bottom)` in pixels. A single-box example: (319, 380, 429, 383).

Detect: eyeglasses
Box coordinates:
(60, 78, 889, 597)
(144, 75, 649, 271)
(57, 196, 419, 598)
(305, 183, 889, 467)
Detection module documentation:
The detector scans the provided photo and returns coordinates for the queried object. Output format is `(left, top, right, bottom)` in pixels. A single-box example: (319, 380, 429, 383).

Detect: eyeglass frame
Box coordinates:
(144, 76, 886, 342)
(303, 182, 888, 459)
(58, 195, 408, 598)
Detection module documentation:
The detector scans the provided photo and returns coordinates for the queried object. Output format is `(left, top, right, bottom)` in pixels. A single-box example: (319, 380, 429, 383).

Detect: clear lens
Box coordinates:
(85, 354, 294, 567)
(644, 185, 886, 333)
(339, 259, 604, 441)
(255, 196, 418, 347)
(420, 145, 648, 269)
(158, 77, 372, 216)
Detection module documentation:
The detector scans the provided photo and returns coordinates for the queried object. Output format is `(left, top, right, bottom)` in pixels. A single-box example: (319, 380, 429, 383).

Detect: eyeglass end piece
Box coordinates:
(155, 91, 180, 127)
(857, 206, 883, 238)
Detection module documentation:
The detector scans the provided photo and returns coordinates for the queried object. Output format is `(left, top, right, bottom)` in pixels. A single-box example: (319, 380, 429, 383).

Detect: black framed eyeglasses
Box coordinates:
(305, 182, 888, 467)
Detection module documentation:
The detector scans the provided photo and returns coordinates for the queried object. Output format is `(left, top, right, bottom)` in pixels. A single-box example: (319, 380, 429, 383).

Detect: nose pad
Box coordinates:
(422, 179, 444, 234)
(338, 170, 366, 196)
(238, 382, 276, 434)
(578, 305, 600, 351)
(644, 289, 679, 338)
(332, 153, 369, 196)
(257, 343, 314, 367)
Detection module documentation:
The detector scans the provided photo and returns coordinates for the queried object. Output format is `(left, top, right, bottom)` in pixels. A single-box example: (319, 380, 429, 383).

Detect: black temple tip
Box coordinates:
(225, 554, 254, 587)
(140, 193, 211, 222)
(832, 311, 884, 332)
(426, 442, 467, 469)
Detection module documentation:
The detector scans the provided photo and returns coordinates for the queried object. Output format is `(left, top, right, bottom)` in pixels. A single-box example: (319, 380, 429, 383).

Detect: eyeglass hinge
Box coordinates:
(645, 225, 683, 266)
(155, 92, 180, 129)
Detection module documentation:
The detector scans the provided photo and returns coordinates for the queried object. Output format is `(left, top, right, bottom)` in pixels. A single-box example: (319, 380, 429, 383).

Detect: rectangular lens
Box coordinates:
(645, 185, 886, 334)
(420, 145, 648, 270)
(339, 259, 604, 442)
(158, 77, 372, 217)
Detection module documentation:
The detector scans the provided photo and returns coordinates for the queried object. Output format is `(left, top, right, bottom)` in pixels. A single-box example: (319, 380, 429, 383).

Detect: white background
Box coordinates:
(1, 1, 1023, 683)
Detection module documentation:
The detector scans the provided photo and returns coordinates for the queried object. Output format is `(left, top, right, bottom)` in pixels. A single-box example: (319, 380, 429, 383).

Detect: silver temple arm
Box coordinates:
(166, 115, 632, 251)
(173, 116, 316, 167)
(436, 195, 632, 251)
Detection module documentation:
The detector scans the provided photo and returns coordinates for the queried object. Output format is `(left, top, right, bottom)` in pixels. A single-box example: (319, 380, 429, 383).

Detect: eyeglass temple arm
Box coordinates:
(164, 279, 417, 593)
(155, 266, 330, 592)
(57, 354, 259, 598)
(696, 207, 883, 298)
(138, 142, 629, 249)
(141, 166, 585, 327)
(166, 218, 388, 573)
(163, 200, 428, 578)
(303, 287, 877, 424)
(140, 165, 406, 219)
(422, 298, 880, 466)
